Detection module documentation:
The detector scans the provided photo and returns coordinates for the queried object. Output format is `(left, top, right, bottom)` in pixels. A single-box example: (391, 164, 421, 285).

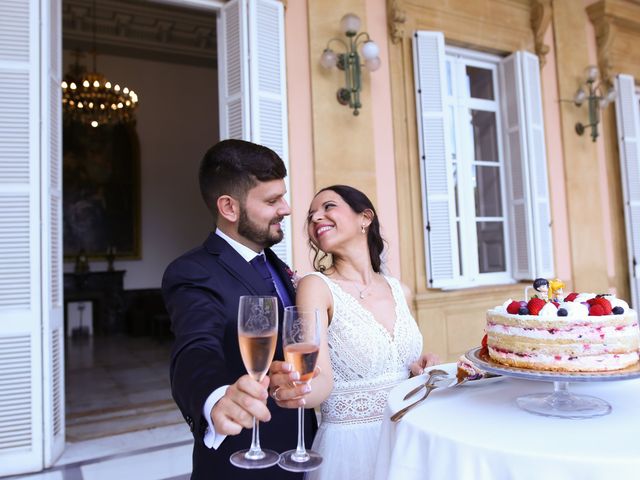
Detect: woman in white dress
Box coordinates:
(270, 185, 439, 480)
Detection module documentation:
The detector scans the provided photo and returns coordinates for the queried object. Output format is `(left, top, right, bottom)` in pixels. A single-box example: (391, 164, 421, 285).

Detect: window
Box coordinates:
(413, 32, 554, 289)
(614, 74, 640, 308)
(445, 49, 509, 286)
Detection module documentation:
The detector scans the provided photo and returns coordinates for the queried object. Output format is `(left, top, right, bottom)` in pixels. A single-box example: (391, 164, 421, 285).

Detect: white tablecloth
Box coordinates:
(374, 364, 640, 480)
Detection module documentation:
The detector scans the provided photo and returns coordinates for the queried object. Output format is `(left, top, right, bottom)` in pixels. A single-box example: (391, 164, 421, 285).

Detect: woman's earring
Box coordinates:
(361, 224, 366, 234)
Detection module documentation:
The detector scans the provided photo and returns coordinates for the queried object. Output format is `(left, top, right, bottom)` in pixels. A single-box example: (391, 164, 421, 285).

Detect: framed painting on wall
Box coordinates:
(63, 121, 141, 259)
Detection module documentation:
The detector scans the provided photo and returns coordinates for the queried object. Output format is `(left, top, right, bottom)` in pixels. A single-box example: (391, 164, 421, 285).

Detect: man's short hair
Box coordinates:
(199, 139, 287, 221)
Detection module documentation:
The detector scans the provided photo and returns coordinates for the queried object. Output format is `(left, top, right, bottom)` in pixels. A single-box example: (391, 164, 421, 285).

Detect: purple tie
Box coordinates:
(249, 255, 292, 307)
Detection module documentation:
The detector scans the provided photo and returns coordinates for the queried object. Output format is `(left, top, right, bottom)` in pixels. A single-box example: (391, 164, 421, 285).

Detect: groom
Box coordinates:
(162, 139, 315, 479)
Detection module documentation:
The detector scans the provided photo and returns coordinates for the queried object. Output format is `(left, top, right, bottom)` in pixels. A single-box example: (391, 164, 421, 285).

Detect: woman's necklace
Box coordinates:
(334, 276, 374, 299)
(354, 283, 370, 299)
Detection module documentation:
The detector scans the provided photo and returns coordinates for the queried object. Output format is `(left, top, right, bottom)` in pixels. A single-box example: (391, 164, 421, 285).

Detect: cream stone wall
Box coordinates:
(585, 0, 640, 301)
(553, 0, 610, 294)
(286, 0, 640, 362)
(288, 0, 402, 277)
(307, 1, 378, 202)
(285, 0, 316, 273)
(384, 0, 640, 361)
(386, 0, 552, 361)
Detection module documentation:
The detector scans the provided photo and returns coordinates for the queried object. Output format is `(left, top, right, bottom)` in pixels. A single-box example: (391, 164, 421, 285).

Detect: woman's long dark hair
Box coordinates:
(309, 185, 385, 273)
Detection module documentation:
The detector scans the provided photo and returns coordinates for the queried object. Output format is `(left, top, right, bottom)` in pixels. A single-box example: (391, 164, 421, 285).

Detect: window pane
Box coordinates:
(446, 60, 453, 96)
(449, 105, 456, 159)
(471, 110, 498, 162)
(466, 66, 494, 100)
(476, 221, 506, 273)
(452, 162, 459, 216)
(456, 220, 463, 276)
(474, 165, 502, 217)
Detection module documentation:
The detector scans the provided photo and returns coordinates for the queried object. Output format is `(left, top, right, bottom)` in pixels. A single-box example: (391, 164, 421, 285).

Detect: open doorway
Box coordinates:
(61, 0, 218, 441)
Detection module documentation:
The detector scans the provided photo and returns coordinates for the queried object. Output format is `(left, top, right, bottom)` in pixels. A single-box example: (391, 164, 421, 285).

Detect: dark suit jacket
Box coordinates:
(162, 232, 316, 479)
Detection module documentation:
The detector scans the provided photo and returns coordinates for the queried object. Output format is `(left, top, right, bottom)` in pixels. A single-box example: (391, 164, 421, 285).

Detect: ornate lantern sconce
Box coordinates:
(319, 13, 381, 116)
(574, 65, 616, 142)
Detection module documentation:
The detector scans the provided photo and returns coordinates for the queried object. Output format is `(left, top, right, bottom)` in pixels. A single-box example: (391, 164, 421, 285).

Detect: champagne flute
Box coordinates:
(278, 306, 323, 472)
(230, 295, 280, 469)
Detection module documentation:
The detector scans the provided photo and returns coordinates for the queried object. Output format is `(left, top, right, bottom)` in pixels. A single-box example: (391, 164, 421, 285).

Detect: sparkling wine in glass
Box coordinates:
(278, 306, 323, 472)
(230, 295, 280, 469)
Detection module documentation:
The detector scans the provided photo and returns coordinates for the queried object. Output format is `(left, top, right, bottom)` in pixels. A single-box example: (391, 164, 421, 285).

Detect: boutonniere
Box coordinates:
(285, 267, 300, 290)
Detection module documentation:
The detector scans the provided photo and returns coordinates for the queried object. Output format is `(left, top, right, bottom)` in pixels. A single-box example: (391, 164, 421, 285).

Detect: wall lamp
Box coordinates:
(319, 13, 381, 116)
(573, 65, 616, 142)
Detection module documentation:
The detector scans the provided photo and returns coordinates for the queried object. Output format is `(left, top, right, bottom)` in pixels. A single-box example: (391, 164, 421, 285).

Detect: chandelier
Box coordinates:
(61, 1, 138, 128)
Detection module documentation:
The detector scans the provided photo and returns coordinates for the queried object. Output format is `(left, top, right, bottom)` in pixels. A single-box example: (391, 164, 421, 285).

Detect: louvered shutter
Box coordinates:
(500, 51, 553, 280)
(218, 0, 249, 140)
(614, 74, 640, 309)
(248, 0, 290, 264)
(218, 0, 291, 266)
(413, 32, 458, 288)
(0, 0, 44, 474)
(41, 0, 64, 466)
(519, 52, 553, 278)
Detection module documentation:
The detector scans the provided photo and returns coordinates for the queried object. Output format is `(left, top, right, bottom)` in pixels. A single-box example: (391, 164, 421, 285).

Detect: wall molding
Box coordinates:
(530, 0, 552, 67)
(62, 0, 217, 69)
(587, 0, 640, 88)
(386, 0, 407, 44)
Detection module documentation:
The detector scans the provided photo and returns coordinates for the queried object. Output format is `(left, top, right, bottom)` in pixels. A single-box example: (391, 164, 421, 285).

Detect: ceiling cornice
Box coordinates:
(62, 0, 217, 69)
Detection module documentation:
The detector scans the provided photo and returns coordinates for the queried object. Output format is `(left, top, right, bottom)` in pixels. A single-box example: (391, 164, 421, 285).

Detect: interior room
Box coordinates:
(61, 0, 217, 441)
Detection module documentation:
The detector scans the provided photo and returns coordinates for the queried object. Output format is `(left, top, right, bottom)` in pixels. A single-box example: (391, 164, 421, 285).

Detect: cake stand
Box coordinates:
(466, 347, 640, 419)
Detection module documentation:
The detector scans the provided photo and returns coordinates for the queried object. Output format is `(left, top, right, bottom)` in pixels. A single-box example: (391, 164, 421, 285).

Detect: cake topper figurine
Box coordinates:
(549, 279, 566, 302)
(532, 278, 549, 301)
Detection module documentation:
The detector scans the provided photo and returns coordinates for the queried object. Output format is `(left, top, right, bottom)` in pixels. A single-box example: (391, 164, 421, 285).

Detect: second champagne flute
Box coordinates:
(229, 295, 280, 469)
(278, 306, 323, 472)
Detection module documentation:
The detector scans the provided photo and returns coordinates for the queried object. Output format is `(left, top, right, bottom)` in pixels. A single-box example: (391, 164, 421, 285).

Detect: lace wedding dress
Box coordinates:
(306, 273, 422, 480)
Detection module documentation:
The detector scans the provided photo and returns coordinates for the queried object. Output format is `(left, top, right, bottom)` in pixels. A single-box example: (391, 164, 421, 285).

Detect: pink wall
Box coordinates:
(584, 3, 617, 288)
(541, 27, 572, 285)
(285, 1, 402, 277)
(366, 0, 402, 278)
(285, 0, 316, 274)
(544, 0, 620, 293)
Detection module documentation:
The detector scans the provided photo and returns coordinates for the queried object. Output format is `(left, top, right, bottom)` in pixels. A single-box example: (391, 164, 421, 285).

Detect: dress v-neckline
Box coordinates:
(327, 274, 400, 342)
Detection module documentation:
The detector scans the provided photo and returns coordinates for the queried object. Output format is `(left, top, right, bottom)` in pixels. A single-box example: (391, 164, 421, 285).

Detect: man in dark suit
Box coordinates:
(162, 139, 315, 479)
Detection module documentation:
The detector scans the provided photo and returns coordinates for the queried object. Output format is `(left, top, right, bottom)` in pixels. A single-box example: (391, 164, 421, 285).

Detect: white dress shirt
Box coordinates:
(202, 229, 263, 449)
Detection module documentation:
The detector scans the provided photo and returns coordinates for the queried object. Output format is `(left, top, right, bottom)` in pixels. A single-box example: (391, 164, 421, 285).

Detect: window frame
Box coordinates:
(444, 46, 512, 288)
(413, 32, 554, 290)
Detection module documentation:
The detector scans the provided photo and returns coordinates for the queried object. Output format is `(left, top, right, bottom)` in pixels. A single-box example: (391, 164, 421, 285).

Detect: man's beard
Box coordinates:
(238, 208, 284, 248)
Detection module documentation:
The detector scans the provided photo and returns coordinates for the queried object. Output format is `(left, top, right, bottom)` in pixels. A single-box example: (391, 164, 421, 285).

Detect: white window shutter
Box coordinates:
(0, 0, 44, 475)
(520, 52, 554, 278)
(499, 51, 553, 280)
(218, 0, 250, 140)
(413, 31, 458, 288)
(41, 0, 64, 466)
(248, 0, 291, 265)
(614, 74, 640, 309)
(218, 0, 291, 266)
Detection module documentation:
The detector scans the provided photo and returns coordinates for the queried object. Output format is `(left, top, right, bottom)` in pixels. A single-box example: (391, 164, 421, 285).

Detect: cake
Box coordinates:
(486, 292, 640, 372)
(457, 354, 485, 381)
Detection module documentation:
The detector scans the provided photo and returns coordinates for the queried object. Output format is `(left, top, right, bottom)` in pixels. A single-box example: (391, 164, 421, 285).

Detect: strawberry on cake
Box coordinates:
(486, 292, 640, 372)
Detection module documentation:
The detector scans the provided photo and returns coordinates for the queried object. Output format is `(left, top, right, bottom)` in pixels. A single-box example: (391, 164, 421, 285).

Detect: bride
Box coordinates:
(269, 185, 439, 480)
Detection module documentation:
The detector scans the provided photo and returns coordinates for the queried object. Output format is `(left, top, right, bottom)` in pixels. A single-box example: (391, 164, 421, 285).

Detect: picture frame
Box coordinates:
(63, 121, 141, 259)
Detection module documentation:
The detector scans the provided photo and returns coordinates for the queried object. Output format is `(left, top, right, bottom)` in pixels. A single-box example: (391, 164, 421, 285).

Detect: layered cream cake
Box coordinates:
(486, 293, 640, 372)
(457, 354, 485, 381)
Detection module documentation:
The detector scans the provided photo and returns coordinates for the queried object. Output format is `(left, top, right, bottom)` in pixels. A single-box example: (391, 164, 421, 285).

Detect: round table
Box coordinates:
(374, 363, 640, 480)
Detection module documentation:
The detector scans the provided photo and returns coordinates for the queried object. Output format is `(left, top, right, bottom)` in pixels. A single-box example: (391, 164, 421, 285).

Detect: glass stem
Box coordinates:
(548, 381, 572, 409)
(295, 406, 307, 457)
(554, 381, 569, 394)
(246, 417, 264, 459)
